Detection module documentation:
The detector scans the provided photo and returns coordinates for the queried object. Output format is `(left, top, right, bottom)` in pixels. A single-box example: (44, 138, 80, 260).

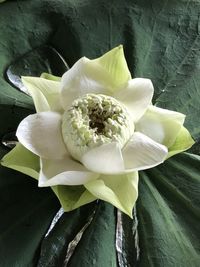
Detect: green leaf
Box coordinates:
(0, 147, 59, 266)
(136, 153, 200, 266)
(68, 202, 117, 267)
(37, 203, 97, 267)
(0, 105, 33, 140)
(5, 45, 68, 96)
(117, 209, 139, 266)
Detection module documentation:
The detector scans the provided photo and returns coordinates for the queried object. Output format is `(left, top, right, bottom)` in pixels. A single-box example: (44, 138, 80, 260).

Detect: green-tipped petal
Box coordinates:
(40, 73, 61, 81)
(22, 76, 63, 113)
(92, 45, 131, 90)
(61, 46, 131, 109)
(136, 106, 185, 148)
(167, 126, 195, 158)
(85, 172, 138, 218)
(1, 143, 39, 179)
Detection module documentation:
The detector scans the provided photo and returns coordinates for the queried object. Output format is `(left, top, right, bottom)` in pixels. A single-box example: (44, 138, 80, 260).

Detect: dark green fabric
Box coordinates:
(0, 0, 200, 266)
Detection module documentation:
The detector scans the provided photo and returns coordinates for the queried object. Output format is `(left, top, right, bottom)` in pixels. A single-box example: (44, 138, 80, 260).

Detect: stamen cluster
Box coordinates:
(62, 94, 134, 161)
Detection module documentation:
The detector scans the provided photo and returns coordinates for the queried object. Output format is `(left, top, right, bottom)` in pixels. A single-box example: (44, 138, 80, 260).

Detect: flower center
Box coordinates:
(62, 94, 134, 161)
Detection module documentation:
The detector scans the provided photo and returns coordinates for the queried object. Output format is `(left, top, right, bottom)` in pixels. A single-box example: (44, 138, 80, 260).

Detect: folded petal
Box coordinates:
(122, 132, 168, 171)
(22, 76, 63, 113)
(61, 46, 131, 110)
(81, 142, 125, 174)
(60, 57, 108, 110)
(114, 78, 154, 122)
(52, 185, 97, 211)
(16, 112, 67, 159)
(167, 126, 194, 158)
(1, 143, 39, 179)
(91, 45, 131, 90)
(85, 172, 138, 218)
(39, 155, 99, 186)
(136, 105, 185, 147)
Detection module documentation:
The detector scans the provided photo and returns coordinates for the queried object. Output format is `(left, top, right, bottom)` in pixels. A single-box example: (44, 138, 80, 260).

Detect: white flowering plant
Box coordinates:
(1, 46, 194, 217)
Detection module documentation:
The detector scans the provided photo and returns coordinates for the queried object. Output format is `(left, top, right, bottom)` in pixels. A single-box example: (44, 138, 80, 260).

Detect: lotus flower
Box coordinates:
(1, 46, 194, 217)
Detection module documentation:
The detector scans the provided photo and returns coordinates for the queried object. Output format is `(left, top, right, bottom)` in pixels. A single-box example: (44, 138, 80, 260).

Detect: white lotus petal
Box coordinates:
(39, 156, 99, 186)
(60, 57, 108, 110)
(16, 112, 67, 159)
(82, 142, 124, 174)
(114, 78, 154, 122)
(136, 105, 185, 147)
(122, 132, 168, 171)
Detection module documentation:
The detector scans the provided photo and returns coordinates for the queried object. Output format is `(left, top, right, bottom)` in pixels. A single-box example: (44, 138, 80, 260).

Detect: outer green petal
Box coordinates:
(52, 185, 96, 211)
(167, 126, 195, 158)
(85, 172, 138, 218)
(92, 45, 131, 90)
(40, 72, 61, 81)
(22, 76, 63, 113)
(1, 143, 39, 179)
